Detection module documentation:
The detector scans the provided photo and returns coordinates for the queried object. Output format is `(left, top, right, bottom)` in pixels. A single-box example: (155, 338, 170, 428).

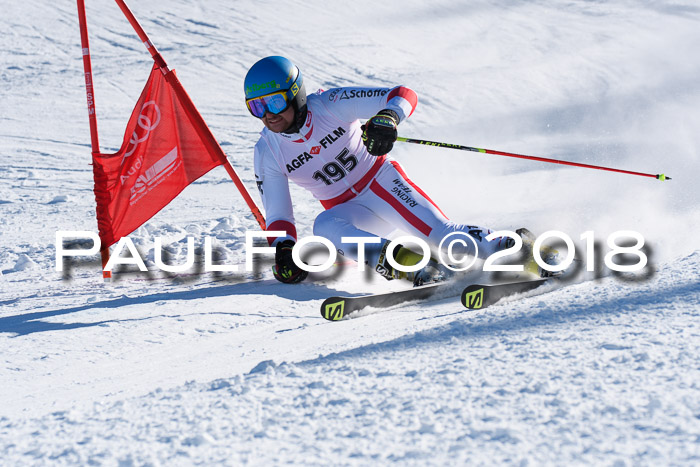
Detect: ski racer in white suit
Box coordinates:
(245, 56, 512, 284)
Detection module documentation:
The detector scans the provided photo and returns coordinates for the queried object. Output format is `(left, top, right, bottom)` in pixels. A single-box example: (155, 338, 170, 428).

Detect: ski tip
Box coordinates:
(656, 174, 671, 181)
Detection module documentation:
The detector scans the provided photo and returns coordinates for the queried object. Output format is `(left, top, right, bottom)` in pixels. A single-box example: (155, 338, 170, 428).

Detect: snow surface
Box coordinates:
(2, 0, 700, 465)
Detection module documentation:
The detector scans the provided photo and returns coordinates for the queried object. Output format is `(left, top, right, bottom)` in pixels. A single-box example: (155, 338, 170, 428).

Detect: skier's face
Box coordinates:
(261, 106, 295, 133)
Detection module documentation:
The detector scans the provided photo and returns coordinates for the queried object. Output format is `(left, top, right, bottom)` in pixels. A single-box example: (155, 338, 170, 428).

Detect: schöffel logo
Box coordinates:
(340, 89, 389, 100)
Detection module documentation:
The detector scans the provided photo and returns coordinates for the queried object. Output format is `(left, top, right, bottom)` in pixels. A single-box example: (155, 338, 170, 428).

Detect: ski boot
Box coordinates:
(516, 228, 563, 278)
(375, 241, 446, 286)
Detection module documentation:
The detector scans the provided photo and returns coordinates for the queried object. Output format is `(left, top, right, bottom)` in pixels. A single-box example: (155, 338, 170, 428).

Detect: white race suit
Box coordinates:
(253, 85, 510, 269)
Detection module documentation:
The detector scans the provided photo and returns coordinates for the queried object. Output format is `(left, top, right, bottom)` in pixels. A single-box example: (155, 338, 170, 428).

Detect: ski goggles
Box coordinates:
(246, 91, 290, 118)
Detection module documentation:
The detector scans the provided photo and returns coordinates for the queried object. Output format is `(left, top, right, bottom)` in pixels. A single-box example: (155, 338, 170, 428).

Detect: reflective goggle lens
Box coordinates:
(246, 92, 289, 118)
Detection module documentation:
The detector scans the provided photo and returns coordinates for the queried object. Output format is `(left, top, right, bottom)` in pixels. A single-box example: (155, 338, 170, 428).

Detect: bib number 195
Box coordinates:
(312, 148, 358, 185)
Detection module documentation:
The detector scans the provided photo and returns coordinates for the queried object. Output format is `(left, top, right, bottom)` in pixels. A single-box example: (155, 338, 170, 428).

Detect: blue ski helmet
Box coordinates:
(244, 56, 307, 131)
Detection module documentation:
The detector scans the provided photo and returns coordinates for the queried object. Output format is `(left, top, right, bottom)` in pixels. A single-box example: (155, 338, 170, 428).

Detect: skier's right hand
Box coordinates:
(362, 109, 399, 156)
(273, 240, 308, 284)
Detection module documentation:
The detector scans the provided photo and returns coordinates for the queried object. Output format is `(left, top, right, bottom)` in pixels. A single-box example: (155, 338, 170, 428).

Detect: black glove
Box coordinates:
(361, 109, 399, 156)
(272, 240, 308, 284)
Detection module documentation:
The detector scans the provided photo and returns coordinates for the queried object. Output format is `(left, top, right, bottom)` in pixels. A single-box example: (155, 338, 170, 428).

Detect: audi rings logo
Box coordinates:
(124, 100, 161, 160)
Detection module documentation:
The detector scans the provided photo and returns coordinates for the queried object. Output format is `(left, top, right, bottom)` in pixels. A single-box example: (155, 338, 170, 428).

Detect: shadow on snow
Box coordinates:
(0, 280, 340, 337)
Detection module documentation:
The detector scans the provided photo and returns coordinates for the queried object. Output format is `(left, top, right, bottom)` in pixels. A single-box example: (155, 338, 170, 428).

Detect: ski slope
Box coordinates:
(1, 0, 699, 464)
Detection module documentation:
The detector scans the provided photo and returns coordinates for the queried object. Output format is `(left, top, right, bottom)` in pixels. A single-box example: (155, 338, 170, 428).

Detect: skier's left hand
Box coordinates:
(362, 109, 399, 156)
(272, 240, 308, 284)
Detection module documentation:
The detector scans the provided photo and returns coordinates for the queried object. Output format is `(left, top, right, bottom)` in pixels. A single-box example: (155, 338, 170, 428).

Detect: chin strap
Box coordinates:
(282, 104, 308, 135)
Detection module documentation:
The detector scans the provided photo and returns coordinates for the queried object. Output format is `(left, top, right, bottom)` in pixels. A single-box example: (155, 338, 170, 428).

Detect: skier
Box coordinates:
(244, 56, 517, 285)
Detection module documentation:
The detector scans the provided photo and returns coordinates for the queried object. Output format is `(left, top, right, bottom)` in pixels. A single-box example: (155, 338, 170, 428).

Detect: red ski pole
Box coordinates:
(397, 136, 671, 182)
